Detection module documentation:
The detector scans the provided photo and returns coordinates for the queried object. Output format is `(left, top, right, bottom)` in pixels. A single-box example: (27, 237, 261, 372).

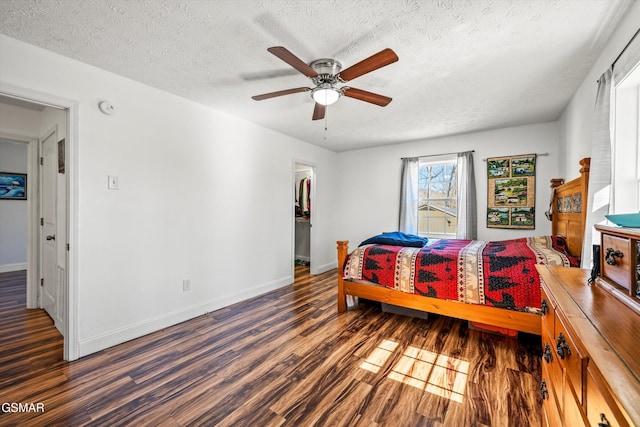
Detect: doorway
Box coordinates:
(0, 133, 39, 309)
(294, 162, 314, 277)
(0, 138, 29, 277)
(0, 92, 73, 360)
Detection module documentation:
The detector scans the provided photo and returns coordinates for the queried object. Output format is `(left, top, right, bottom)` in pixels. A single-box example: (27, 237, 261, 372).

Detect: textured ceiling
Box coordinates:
(0, 0, 633, 152)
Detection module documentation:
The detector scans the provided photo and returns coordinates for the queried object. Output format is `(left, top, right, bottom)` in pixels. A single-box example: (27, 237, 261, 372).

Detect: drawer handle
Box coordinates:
(540, 380, 549, 400)
(543, 343, 553, 363)
(556, 333, 571, 359)
(541, 299, 549, 315)
(598, 413, 611, 427)
(605, 247, 623, 265)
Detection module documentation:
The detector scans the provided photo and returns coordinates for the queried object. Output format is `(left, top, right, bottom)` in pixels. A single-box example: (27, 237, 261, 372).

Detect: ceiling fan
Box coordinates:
(251, 46, 398, 121)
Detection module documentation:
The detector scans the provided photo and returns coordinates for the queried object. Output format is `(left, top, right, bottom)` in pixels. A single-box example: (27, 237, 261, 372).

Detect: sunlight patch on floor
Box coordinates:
(360, 340, 469, 403)
(359, 339, 399, 373)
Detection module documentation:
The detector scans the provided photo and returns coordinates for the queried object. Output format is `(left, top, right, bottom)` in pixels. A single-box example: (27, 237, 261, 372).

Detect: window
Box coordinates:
(400, 152, 475, 240)
(613, 62, 640, 213)
(581, 31, 638, 269)
(417, 155, 458, 237)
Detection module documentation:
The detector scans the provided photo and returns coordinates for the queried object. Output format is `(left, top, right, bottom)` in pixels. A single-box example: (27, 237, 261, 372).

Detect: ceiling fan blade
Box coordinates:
(342, 87, 392, 106)
(312, 103, 325, 121)
(267, 46, 318, 78)
(338, 48, 398, 82)
(251, 87, 309, 101)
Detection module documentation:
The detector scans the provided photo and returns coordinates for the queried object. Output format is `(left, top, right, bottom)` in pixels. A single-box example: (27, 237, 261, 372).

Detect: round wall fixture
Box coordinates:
(98, 101, 115, 115)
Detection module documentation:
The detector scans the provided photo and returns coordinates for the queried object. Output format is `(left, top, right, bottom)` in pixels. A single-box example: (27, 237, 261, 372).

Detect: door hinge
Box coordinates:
(40, 217, 44, 226)
(66, 243, 70, 251)
(40, 278, 44, 287)
(40, 157, 43, 165)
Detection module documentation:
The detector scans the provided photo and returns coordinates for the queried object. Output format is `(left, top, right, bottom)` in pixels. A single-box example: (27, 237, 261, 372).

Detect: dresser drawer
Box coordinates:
(541, 285, 555, 337)
(563, 381, 588, 427)
(542, 402, 562, 427)
(586, 368, 623, 427)
(542, 326, 563, 405)
(541, 364, 562, 427)
(555, 312, 587, 404)
(601, 234, 632, 291)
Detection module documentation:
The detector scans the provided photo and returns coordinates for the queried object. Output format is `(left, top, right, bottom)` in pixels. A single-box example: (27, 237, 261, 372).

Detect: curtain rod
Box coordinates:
(401, 150, 474, 160)
(597, 27, 640, 83)
(612, 26, 640, 68)
(482, 152, 549, 161)
(400, 150, 548, 161)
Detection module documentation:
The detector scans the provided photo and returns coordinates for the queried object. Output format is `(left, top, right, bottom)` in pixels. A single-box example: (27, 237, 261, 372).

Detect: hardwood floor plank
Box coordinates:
(0, 267, 542, 426)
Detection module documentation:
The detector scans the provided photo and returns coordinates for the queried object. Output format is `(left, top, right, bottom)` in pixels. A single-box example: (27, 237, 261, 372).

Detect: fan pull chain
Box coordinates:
(324, 109, 328, 140)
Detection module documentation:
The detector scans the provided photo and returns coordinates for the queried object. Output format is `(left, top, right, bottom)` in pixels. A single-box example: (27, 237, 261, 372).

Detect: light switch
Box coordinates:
(108, 175, 119, 190)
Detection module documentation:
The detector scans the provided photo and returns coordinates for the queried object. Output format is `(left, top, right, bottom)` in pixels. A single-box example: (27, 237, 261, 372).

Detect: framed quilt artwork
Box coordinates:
(487, 154, 536, 229)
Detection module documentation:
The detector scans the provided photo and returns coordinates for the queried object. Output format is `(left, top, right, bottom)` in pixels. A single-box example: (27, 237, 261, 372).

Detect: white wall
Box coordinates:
(0, 140, 28, 271)
(335, 122, 563, 248)
(0, 35, 338, 357)
(0, 102, 42, 137)
(559, 1, 640, 179)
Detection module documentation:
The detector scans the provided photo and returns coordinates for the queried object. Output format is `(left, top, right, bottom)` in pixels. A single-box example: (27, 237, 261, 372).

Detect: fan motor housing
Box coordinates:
(310, 58, 342, 75)
(310, 58, 342, 85)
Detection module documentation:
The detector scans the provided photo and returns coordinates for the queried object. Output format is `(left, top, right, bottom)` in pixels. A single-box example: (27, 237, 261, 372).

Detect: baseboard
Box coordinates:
(0, 263, 27, 273)
(77, 274, 293, 358)
(313, 260, 337, 275)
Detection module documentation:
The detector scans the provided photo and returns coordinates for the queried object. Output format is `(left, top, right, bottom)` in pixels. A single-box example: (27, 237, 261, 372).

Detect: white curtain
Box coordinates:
(456, 151, 477, 239)
(581, 68, 613, 268)
(399, 157, 419, 234)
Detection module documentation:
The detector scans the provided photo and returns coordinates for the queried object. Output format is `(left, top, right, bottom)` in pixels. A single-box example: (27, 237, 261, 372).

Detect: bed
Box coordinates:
(337, 157, 590, 335)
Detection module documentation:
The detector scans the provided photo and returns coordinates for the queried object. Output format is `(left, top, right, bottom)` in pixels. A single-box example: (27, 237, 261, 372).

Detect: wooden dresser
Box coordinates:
(536, 262, 640, 427)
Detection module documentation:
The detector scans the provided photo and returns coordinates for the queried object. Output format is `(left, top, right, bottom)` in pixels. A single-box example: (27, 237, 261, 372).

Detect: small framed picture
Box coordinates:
(0, 172, 27, 200)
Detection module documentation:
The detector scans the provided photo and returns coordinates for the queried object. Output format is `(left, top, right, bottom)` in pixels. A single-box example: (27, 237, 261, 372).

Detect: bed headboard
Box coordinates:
(549, 157, 590, 257)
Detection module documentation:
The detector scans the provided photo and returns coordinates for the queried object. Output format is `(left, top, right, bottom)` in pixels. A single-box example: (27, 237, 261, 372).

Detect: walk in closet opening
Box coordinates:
(294, 162, 313, 275)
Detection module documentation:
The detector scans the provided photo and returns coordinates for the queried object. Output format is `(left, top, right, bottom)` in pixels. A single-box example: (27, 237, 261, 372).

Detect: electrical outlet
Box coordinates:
(182, 279, 191, 292)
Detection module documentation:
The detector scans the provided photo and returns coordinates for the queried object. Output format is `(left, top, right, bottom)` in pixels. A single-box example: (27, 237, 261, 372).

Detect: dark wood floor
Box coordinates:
(0, 267, 542, 426)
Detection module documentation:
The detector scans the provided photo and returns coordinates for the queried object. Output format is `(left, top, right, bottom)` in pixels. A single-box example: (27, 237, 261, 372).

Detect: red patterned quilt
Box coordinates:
(343, 236, 578, 313)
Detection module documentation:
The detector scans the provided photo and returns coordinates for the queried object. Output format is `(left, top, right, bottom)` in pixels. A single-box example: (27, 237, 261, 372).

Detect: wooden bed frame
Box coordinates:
(336, 157, 590, 335)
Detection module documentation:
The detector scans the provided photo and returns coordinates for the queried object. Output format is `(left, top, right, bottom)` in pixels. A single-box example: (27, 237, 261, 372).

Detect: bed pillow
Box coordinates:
(359, 231, 429, 247)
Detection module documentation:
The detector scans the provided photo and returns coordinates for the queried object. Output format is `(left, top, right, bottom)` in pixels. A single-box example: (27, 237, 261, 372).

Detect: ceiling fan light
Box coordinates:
(312, 86, 340, 106)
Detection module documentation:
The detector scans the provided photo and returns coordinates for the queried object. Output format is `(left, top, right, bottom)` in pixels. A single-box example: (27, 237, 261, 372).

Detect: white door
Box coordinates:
(40, 129, 60, 328)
